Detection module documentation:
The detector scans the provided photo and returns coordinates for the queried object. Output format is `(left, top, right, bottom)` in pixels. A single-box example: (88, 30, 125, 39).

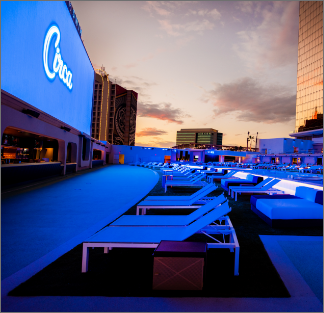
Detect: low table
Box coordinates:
(152, 241, 206, 290)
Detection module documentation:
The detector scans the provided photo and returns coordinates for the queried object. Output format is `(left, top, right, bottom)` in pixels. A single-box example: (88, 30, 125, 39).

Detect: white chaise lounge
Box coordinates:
(164, 173, 206, 192)
(82, 201, 240, 275)
(137, 189, 223, 215)
(145, 183, 216, 201)
(113, 196, 226, 225)
(229, 178, 284, 201)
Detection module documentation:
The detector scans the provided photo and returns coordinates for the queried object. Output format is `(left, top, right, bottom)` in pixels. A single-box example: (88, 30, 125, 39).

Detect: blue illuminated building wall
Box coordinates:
(1, 1, 94, 135)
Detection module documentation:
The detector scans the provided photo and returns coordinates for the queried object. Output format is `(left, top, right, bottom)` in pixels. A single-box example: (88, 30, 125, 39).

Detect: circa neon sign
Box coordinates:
(43, 25, 73, 90)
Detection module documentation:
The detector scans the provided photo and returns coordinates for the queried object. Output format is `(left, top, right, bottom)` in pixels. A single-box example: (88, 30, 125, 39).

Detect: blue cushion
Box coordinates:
(246, 174, 254, 182)
(221, 175, 263, 190)
(295, 186, 323, 205)
(250, 195, 300, 208)
(246, 174, 261, 183)
(256, 199, 323, 220)
(316, 191, 323, 205)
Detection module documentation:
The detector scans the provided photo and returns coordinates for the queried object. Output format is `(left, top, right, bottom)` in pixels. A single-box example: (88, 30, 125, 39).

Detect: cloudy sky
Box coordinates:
(72, 1, 300, 147)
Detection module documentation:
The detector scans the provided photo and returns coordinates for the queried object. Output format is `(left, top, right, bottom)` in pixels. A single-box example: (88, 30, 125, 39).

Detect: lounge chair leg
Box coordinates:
(235, 192, 237, 202)
(104, 247, 109, 253)
(229, 233, 234, 252)
(82, 244, 89, 273)
(136, 207, 139, 215)
(234, 246, 240, 276)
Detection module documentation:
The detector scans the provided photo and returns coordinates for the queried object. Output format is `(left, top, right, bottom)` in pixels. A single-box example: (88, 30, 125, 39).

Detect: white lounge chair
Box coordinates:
(137, 189, 223, 215)
(228, 177, 274, 197)
(172, 171, 204, 181)
(81, 201, 240, 275)
(113, 196, 226, 224)
(230, 179, 284, 201)
(145, 183, 216, 201)
(207, 170, 238, 183)
(164, 173, 206, 193)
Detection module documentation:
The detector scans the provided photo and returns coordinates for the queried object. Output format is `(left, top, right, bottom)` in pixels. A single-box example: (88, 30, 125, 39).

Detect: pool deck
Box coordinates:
(1, 165, 323, 312)
(2, 234, 322, 312)
(1, 165, 158, 290)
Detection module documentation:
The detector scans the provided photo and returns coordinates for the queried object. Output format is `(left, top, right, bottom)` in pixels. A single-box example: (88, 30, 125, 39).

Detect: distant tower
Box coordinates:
(295, 1, 323, 132)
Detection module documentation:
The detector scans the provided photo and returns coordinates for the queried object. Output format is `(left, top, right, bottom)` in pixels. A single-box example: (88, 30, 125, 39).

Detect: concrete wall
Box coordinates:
(109, 145, 171, 164)
(304, 156, 317, 164)
(259, 138, 313, 154)
(190, 150, 204, 162)
(282, 156, 292, 164)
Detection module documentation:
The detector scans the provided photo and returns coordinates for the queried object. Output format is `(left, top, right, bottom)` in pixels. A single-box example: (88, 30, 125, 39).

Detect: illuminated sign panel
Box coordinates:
(1, 2, 94, 135)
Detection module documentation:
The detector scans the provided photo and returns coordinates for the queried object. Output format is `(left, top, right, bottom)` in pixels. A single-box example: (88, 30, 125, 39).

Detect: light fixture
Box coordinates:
(61, 126, 71, 132)
(22, 109, 40, 118)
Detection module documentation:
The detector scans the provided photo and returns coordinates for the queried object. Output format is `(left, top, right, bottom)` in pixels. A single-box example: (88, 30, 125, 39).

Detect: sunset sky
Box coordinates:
(72, 1, 300, 147)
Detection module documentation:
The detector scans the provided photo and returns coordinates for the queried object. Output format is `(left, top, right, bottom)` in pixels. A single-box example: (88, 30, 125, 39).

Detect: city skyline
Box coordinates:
(72, 1, 300, 147)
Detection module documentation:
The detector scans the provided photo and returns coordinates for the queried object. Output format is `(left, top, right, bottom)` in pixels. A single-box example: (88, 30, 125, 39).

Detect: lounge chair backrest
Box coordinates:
(180, 201, 231, 241)
(191, 173, 205, 182)
(218, 171, 229, 177)
(189, 183, 217, 202)
(253, 177, 274, 188)
(295, 186, 323, 205)
(187, 193, 226, 222)
(259, 178, 280, 190)
(225, 170, 237, 178)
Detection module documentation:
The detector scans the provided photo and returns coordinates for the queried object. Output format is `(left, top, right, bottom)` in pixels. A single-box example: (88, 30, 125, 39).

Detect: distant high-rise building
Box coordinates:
(295, 1, 323, 132)
(92, 67, 110, 141)
(290, 1, 323, 153)
(91, 67, 137, 145)
(113, 85, 138, 146)
(176, 128, 222, 146)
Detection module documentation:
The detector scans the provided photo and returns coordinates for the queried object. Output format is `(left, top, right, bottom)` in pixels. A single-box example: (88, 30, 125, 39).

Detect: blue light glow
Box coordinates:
(1, 2, 94, 135)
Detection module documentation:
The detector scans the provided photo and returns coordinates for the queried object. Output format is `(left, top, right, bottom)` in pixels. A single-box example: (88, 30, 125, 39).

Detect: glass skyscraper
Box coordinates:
(295, 1, 323, 132)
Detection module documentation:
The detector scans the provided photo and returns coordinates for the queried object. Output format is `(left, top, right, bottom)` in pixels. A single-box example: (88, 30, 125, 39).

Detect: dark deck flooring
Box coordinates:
(8, 171, 322, 298)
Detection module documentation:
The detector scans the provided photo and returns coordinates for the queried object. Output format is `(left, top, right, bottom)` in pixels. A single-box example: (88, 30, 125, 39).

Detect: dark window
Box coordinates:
(82, 137, 90, 161)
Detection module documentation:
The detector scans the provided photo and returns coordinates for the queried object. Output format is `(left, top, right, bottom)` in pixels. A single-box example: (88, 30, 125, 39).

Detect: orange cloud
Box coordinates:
(138, 102, 190, 124)
(136, 128, 167, 137)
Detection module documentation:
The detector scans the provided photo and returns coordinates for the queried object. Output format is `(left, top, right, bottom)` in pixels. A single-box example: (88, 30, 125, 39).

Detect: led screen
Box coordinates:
(1, 1, 94, 135)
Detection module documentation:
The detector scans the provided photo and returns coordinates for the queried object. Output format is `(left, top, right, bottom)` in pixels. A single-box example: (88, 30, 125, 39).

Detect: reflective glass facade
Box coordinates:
(197, 133, 214, 144)
(296, 1, 323, 132)
(176, 132, 196, 144)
